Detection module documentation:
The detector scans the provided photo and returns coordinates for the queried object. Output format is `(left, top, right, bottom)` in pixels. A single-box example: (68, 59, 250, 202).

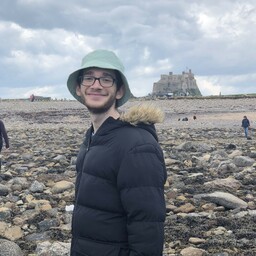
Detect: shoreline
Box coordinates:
(1, 98, 255, 130)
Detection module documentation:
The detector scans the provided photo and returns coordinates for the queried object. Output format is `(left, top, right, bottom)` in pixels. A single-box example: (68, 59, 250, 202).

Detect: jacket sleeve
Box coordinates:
(0, 121, 9, 148)
(117, 143, 166, 256)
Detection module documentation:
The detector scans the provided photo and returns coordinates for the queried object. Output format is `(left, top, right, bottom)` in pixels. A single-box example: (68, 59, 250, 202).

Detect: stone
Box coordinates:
(30, 180, 45, 193)
(233, 155, 255, 167)
(51, 181, 74, 194)
(0, 184, 9, 196)
(0, 239, 23, 256)
(204, 177, 241, 191)
(180, 246, 207, 256)
(194, 191, 248, 209)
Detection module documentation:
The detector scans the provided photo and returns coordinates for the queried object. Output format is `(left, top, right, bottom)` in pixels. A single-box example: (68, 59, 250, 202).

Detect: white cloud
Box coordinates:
(0, 0, 255, 100)
(197, 77, 222, 96)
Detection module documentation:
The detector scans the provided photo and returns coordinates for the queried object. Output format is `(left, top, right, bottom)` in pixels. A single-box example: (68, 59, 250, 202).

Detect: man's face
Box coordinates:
(76, 68, 124, 114)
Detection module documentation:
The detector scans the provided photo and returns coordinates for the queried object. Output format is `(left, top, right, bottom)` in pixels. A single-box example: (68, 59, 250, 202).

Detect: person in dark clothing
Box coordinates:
(0, 120, 9, 152)
(0, 119, 9, 170)
(67, 49, 167, 256)
(241, 116, 250, 138)
(30, 94, 35, 102)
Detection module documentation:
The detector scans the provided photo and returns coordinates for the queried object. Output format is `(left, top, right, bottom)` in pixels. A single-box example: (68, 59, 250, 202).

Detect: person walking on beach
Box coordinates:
(241, 115, 250, 139)
(30, 94, 35, 102)
(0, 120, 9, 153)
(0, 119, 9, 170)
(67, 49, 167, 256)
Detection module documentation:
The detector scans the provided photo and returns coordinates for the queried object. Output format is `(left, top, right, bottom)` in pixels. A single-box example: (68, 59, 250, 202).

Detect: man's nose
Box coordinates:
(91, 78, 102, 88)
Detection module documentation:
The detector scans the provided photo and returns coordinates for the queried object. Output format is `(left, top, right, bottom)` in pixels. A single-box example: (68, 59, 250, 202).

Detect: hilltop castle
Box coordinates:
(152, 69, 202, 97)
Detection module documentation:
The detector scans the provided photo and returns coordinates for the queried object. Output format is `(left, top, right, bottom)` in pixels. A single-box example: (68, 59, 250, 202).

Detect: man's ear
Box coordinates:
(116, 85, 125, 100)
(76, 86, 81, 96)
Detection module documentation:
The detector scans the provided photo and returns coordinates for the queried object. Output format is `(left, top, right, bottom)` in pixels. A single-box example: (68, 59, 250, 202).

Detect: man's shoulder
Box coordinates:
(115, 124, 142, 137)
(114, 125, 158, 149)
(117, 123, 152, 136)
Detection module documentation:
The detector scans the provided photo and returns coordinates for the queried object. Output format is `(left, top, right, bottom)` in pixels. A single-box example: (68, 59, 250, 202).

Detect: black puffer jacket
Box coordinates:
(71, 105, 167, 256)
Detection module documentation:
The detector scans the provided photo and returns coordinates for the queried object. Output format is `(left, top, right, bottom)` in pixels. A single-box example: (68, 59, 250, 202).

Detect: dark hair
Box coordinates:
(114, 70, 123, 91)
(76, 70, 84, 87)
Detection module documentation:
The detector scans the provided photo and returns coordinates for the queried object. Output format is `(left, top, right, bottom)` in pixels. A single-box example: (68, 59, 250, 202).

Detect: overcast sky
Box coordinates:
(0, 0, 255, 100)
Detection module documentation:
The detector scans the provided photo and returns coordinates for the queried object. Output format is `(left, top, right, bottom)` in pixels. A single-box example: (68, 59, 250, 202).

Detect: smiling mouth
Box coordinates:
(87, 93, 106, 96)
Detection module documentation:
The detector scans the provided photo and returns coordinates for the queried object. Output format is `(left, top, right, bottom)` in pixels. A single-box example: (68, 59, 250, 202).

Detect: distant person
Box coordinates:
(241, 116, 250, 139)
(30, 94, 35, 102)
(67, 49, 167, 255)
(0, 119, 9, 170)
(0, 120, 9, 153)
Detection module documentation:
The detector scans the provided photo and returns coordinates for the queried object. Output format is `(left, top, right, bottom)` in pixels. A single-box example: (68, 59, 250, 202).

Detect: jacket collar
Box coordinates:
(86, 103, 164, 141)
(120, 103, 164, 126)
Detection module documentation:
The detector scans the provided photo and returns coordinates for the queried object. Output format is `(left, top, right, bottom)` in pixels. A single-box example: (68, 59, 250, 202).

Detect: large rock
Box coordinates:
(194, 191, 248, 209)
(0, 239, 23, 256)
(233, 156, 255, 167)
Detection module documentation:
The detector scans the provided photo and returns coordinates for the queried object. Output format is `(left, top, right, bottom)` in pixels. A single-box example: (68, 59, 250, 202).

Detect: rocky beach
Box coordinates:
(0, 97, 256, 256)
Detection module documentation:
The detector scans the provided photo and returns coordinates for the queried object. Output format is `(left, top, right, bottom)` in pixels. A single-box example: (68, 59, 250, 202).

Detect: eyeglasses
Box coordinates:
(79, 75, 116, 88)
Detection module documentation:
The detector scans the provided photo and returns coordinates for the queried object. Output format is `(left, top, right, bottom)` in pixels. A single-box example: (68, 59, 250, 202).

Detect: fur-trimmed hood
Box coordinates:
(120, 103, 165, 126)
(84, 104, 164, 143)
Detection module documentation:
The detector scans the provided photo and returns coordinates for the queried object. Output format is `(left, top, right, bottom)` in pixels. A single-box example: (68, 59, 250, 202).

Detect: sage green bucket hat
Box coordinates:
(67, 49, 132, 107)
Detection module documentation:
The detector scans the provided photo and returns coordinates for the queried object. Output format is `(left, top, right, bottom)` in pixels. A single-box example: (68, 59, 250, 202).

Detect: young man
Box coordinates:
(67, 49, 167, 256)
(241, 115, 250, 138)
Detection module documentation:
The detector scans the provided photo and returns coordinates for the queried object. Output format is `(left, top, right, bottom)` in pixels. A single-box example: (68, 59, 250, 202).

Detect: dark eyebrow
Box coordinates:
(83, 70, 93, 75)
(102, 72, 115, 78)
(83, 70, 115, 78)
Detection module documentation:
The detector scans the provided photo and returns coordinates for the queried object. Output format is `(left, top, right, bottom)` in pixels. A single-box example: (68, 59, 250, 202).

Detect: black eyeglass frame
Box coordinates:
(78, 75, 116, 88)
